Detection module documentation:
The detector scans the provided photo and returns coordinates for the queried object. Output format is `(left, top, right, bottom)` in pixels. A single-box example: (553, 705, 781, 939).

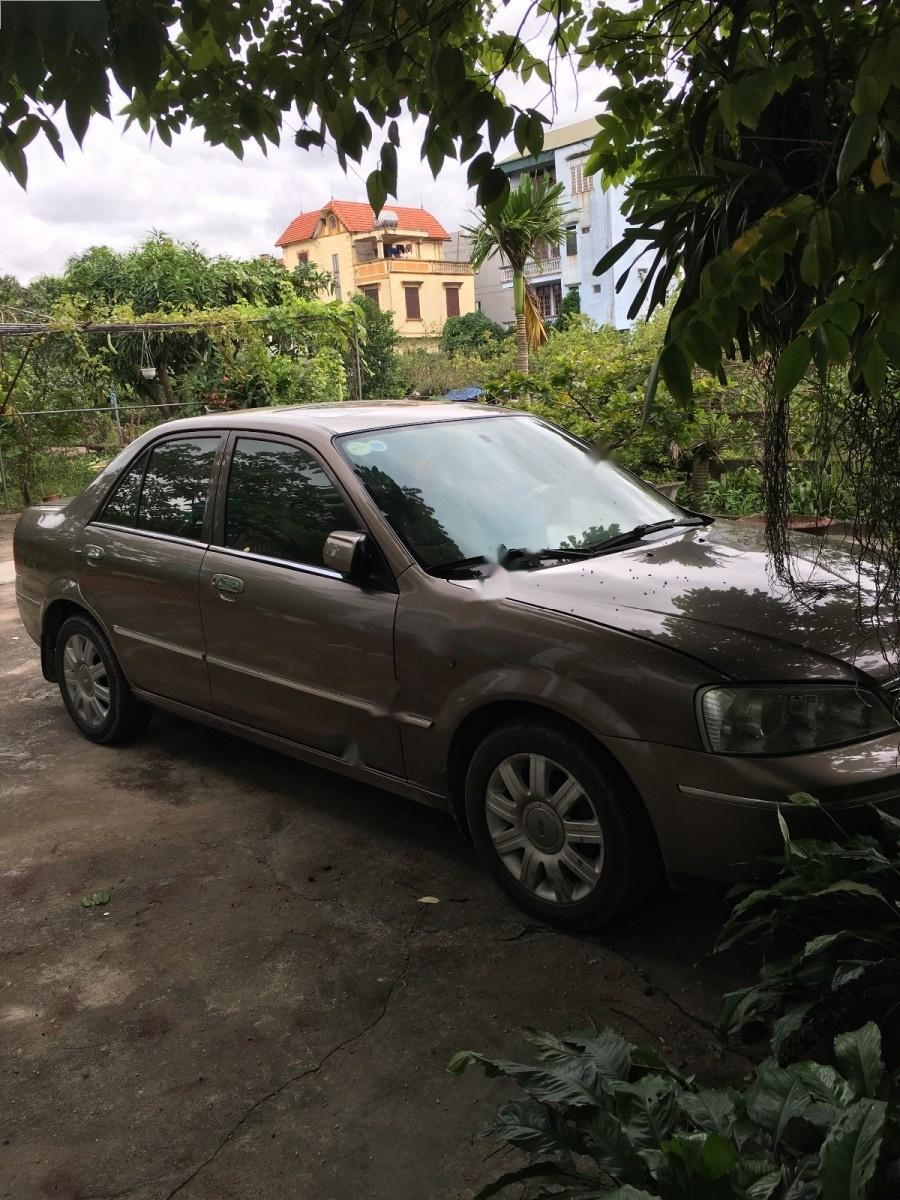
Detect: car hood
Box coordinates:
(501, 521, 898, 684)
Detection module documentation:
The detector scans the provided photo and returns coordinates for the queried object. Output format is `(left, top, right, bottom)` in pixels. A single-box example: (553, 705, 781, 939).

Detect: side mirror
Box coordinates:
(323, 530, 371, 580)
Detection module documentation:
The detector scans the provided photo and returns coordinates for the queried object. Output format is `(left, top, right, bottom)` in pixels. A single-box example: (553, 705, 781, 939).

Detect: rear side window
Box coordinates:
(137, 437, 220, 539)
(101, 450, 148, 527)
(223, 437, 357, 568)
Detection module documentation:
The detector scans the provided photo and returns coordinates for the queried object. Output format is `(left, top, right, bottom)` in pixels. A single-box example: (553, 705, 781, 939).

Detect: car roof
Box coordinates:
(150, 400, 515, 438)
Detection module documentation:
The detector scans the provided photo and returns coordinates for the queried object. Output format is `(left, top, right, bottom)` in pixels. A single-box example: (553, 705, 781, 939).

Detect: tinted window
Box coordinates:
(224, 437, 357, 568)
(337, 417, 682, 569)
(135, 437, 220, 540)
(101, 450, 148, 527)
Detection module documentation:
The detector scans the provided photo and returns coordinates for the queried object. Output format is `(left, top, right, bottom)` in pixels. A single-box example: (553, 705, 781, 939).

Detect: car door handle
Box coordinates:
(83, 544, 105, 564)
(211, 573, 244, 597)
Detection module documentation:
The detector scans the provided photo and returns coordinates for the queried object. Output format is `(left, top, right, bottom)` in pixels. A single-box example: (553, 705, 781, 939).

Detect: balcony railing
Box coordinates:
(355, 258, 475, 281)
(500, 257, 561, 282)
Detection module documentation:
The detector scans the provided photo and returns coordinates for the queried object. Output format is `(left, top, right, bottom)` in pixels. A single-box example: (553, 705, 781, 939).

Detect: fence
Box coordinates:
(0, 308, 364, 511)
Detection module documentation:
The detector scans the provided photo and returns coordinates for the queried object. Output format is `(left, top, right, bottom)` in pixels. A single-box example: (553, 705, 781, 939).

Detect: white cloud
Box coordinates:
(1, 7, 608, 282)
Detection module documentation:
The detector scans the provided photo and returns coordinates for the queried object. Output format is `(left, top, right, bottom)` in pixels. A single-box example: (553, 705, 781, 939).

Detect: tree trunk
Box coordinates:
(158, 359, 177, 409)
(513, 269, 529, 374)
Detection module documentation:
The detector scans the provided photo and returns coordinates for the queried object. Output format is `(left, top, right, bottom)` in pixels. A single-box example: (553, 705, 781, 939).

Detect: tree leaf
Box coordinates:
(659, 343, 693, 402)
(834, 1024, 883, 1099)
(774, 336, 812, 399)
(837, 113, 878, 186)
(745, 1063, 811, 1144)
(365, 169, 387, 214)
(819, 1098, 886, 1200)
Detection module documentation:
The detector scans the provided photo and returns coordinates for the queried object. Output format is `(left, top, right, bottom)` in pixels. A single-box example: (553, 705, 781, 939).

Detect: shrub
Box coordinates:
(450, 1022, 900, 1199)
(351, 295, 401, 398)
(394, 344, 515, 397)
(716, 801, 900, 1065)
(440, 311, 508, 357)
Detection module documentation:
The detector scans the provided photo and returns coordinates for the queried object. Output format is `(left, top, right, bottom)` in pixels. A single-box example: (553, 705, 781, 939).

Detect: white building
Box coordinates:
(464, 118, 646, 329)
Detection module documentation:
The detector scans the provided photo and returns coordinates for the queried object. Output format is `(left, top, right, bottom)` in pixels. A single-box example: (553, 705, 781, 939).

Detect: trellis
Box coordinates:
(0, 308, 364, 510)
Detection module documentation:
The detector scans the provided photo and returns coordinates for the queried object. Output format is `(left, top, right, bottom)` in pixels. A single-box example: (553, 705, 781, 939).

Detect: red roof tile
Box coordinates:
(276, 199, 449, 246)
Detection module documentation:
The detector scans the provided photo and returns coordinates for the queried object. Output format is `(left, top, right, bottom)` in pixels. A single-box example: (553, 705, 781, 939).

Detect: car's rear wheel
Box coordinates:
(55, 615, 151, 744)
(464, 718, 659, 929)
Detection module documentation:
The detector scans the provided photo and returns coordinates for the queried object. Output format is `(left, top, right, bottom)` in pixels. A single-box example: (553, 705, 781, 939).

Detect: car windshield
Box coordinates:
(336, 415, 686, 571)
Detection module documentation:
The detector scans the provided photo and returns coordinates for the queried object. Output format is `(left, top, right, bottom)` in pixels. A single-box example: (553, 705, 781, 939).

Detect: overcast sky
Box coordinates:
(0, 10, 607, 283)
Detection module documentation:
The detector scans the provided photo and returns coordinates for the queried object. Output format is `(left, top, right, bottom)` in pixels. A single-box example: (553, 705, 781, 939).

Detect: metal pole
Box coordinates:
(0, 442, 9, 511)
(352, 310, 363, 402)
(109, 386, 122, 442)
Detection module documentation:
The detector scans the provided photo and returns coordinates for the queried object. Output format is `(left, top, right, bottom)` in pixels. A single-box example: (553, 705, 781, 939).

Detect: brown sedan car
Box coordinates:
(14, 402, 900, 927)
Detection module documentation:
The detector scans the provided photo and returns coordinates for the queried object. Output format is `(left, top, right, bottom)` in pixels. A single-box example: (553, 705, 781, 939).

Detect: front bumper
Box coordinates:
(606, 730, 900, 881)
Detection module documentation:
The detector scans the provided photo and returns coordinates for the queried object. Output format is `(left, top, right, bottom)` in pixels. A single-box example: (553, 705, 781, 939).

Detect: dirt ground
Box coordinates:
(0, 511, 756, 1200)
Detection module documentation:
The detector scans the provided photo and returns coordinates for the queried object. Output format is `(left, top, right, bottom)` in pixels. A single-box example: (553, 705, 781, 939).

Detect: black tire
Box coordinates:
(464, 718, 661, 929)
(55, 614, 152, 745)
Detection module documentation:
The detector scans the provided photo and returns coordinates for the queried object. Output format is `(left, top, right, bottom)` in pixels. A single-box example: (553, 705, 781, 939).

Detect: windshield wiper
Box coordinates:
(585, 517, 706, 554)
(428, 545, 591, 576)
(499, 546, 593, 567)
(426, 555, 489, 577)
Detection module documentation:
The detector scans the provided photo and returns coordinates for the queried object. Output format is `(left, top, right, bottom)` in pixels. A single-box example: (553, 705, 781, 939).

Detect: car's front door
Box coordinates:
(81, 433, 223, 708)
(198, 433, 403, 776)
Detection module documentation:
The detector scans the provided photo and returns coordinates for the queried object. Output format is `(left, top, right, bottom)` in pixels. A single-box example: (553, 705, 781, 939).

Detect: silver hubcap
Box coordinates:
(63, 633, 111, 729)
(485, 753, 605, 905)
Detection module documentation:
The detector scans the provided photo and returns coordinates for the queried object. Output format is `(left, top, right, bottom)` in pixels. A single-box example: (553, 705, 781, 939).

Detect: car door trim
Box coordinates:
(204, 651, 432, 727)
(206, 651, 381, 714)
(131, 685, 446, 810)
(208, 545, 342, 581)
(87, 521, 210, 550)
(113, 624, 205, 661)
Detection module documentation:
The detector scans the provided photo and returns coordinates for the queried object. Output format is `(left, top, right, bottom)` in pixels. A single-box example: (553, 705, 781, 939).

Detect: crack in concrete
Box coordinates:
(599, 940, 758, 1065)
(161, 912, 419, 1200)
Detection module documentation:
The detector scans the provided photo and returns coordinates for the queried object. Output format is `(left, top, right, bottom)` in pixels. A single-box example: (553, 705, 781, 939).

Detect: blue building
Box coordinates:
(467, 118, 646, 330)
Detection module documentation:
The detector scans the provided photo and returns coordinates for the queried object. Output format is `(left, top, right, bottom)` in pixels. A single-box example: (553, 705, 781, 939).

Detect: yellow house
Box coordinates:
(275, 199, 475, 339)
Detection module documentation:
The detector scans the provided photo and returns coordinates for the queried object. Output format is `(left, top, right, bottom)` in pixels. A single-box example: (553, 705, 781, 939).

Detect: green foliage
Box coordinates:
(466, 173, 573, 370)
(449, 1023, 900, 1199)
(584, 1, 900, 403)
(395, 344, 515, 398)
(351, 295, 401, 398)
(555, 286, 582, 331)
(440, 311, 508, 357)
(716, 803, 900, 1065)
(484, 313, 699, 480)
(0, 0, 587, 214)
(1, 235, 354, 504)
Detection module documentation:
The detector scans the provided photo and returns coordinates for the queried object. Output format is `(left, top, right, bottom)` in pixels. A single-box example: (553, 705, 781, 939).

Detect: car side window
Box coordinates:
(100, 450, 148, 527)
(135, 437, 221, 540)
(223, 437, 358, 569)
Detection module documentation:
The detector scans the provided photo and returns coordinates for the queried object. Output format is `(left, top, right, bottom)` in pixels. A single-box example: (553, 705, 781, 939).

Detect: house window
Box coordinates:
(565, 226, 577, 256)
(327, 215, 338, 231)
(331, 252, 342, 300)
(534, 280, 562, 319)
(404, 285, 421, 320)
(570, 160, 594, 195)
(361, 285, 380, 308)
(445, 286, 460, 318)
(298, 251, 309, 263)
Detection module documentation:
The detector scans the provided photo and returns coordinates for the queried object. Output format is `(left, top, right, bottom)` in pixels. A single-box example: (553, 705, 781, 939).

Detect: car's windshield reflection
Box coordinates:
(337, 415, 687, 571)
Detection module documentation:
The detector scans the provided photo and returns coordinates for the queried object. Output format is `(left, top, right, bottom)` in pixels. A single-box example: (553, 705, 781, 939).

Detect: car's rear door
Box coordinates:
(198, 432, 404, 776)
(80, 432, 225, 708)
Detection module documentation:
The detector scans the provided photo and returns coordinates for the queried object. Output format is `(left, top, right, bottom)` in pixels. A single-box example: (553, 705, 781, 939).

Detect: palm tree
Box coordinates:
(465, 173, 570, 374)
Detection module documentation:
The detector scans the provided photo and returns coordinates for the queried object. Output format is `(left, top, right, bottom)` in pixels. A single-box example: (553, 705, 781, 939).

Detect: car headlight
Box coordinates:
(698, 684, 897, 755)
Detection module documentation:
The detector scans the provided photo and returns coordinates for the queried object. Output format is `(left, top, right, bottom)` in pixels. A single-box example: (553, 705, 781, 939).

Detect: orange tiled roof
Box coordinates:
(276, 199, 450, 246)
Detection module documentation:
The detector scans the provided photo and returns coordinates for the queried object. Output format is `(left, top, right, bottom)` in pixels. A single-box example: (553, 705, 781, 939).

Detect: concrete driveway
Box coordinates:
(0, 512, 753, 1200)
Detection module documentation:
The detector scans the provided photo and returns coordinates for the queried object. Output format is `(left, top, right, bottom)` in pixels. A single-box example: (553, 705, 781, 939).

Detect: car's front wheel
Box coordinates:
(55, 615, 151, 744)
(464, 718, 659, 929)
